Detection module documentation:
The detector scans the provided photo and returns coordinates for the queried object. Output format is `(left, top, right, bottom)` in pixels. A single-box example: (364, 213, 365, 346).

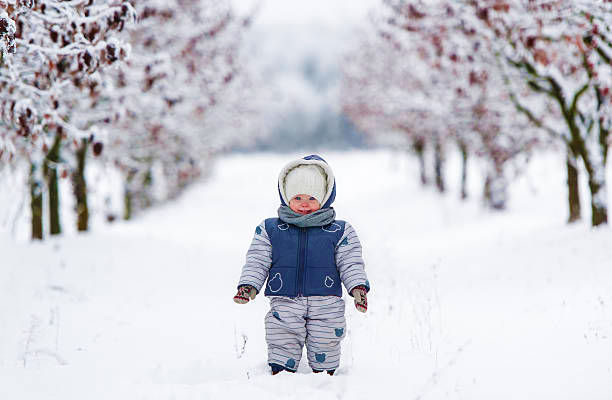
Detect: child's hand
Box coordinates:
(351, 285, 368, 313)
(233, 285, 257, 304)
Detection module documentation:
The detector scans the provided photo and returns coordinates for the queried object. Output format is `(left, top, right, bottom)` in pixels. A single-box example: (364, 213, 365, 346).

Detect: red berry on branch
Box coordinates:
(106, 44, 117, 62)
(492, 3, 510, 12)
(83, 51, 93, 68)
(477, 8, 489, 21)
(92, 142, 103, 156)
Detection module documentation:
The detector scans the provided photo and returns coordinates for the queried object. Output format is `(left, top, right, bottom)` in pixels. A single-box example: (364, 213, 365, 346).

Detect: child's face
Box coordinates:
(289, 194, 321, 215)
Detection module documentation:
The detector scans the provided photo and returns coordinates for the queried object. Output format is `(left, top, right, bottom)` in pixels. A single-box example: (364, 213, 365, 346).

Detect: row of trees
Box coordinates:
(342, 0, 611, 226)
(0, 0, 260, 240)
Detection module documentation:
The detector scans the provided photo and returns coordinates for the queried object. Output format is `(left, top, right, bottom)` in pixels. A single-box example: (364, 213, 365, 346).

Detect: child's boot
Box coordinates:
(270, 363, 296, 375)
(312, 369, 335, 376)
(271, 364, 284, 375)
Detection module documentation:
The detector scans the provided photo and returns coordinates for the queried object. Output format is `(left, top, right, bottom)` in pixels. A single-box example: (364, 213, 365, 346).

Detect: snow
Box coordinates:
(2, 149, 612, 399)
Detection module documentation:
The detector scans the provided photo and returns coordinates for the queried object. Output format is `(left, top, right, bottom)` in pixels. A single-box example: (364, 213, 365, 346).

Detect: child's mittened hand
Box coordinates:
(233, 285, 257, 304)
(351, 285, 368, 313)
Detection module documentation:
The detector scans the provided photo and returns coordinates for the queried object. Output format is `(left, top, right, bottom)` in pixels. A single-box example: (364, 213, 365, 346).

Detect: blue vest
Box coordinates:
(264, 218, 346, 297)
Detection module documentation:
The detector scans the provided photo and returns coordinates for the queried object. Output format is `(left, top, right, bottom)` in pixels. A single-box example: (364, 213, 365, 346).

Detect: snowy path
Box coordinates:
(2, 150, 612, 399)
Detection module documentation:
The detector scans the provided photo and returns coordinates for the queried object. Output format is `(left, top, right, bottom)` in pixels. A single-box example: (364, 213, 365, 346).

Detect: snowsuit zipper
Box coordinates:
(296, 227, 307, 296)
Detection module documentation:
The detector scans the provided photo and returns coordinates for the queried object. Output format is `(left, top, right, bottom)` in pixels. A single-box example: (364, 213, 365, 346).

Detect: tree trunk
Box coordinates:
(566, 145, 581, 223)
(142, 168, 153, 209)
(30, 163, 43, 240)
(483, 169, 507, 210)
(586, 174, 608, 226)
(582, 154, 608, 226)
(124, 170, 136, 221)
(572, 127, 608, 226)
(459, 140, 468, 200)
(556, 84, 608, 226)
(72, 139, 89, 231)
(124, 189, 132, 221)
(44, 135, 62, 235)
(412, 138, 427, 185)
(433, 137, 445, 193)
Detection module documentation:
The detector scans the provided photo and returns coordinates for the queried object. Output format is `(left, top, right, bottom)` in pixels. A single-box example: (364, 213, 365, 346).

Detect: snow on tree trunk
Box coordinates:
(483, 169, 508, 211)
(580, 128, 608, 226)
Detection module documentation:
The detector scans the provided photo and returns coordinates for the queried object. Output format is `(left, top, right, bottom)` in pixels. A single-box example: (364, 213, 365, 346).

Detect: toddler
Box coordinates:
(233, 155, 370, 375)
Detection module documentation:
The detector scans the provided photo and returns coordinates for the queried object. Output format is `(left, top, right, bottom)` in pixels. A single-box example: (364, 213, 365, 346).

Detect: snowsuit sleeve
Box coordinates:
(335, 222, 370, 296)
(236, 220, 272, 293)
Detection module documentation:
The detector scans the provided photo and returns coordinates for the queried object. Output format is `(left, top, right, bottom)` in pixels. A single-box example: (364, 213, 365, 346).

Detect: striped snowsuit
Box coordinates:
(237, 219, 368, 372)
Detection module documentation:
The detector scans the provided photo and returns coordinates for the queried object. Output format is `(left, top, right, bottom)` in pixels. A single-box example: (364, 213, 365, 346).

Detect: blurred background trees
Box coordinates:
(0, 0, 264, 239)
(0, 0, 135, 239)
(1, 0, 610, 240)
(341, 0, 611, 223)
(104, 0, 254, 221)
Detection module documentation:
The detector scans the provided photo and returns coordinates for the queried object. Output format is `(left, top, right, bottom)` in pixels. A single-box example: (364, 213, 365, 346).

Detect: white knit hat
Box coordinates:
(284, 164, 327, 204)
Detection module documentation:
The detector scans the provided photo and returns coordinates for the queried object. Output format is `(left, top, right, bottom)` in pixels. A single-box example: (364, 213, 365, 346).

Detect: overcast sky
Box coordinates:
(230, 0, 382, 90)
(231, 0, 379, 26)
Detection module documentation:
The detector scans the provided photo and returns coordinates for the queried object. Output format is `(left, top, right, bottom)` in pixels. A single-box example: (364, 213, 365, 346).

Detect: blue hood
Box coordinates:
(277, 154, 337, 209)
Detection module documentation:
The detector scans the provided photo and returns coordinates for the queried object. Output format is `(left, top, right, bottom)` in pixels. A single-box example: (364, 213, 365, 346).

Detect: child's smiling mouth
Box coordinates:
(288, 193, 322, 215)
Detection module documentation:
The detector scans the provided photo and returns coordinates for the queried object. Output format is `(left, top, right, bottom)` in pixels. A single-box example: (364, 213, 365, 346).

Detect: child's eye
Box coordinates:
(309, 197, 315, 201)
(295, 196, 301, 200)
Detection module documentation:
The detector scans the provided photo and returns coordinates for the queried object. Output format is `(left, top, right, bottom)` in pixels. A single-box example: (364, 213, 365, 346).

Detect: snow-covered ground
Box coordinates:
(1, 150, 611, 399)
